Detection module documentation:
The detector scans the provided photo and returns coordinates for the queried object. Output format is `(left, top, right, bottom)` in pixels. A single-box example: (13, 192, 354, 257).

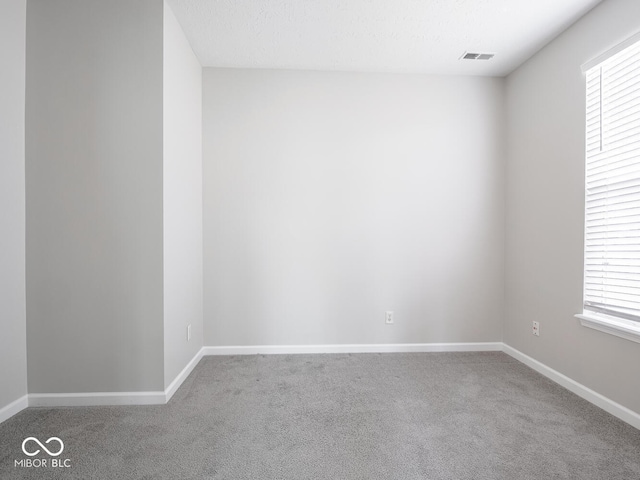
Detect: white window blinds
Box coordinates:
(584, 38, 640, 322)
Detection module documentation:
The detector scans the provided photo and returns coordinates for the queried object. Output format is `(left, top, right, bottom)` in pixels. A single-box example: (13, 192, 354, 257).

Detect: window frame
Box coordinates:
(575, 32, 640, 344)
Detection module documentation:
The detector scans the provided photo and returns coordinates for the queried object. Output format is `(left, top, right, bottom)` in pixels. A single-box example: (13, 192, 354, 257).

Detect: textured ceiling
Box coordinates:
(166, 0, 602, 76)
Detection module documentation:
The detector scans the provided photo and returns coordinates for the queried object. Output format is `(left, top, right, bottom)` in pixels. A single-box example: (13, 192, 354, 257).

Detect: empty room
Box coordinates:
(1, 0, 640, 478)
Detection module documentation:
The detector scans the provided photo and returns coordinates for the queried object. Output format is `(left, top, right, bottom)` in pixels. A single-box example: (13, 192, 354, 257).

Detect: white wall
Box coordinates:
(203, 69, 505, 347)
(0, 0, 27, 412)
(163, 2, 203, 388)
(26, 0, 165, 393)
(505, 0, 640, 414)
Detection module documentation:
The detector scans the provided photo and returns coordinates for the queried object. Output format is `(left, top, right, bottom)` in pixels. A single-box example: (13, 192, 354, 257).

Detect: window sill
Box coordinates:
(575, 312, 640, 344)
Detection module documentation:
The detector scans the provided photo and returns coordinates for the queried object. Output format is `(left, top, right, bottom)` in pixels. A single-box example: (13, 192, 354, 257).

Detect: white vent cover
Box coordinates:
(461, 52, 495, 60)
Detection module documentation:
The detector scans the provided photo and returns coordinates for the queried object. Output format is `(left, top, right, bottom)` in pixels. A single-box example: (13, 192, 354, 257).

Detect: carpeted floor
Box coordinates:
(1, 352, 639, 479)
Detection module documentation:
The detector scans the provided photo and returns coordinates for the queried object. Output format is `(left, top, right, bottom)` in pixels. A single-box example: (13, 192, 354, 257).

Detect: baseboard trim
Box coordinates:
(28, 348, 206, 408)
(202, 342, 503, 355)
(502, 344, 640, 430)
(28, 391, 166, 407)
(165, 347, 204, 402)
(0, 395, 29, 424)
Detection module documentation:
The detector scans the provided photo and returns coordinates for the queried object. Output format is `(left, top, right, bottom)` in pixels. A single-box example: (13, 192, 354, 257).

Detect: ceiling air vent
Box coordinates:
(461, 52, 495, 60)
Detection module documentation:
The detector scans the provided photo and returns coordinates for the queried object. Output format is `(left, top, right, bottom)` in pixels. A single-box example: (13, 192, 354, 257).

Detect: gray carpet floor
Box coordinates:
(1, 352, 639, 479)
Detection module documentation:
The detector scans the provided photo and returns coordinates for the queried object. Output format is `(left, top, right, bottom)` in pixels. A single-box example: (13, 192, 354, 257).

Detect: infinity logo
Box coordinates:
(21, 437, 64, 457)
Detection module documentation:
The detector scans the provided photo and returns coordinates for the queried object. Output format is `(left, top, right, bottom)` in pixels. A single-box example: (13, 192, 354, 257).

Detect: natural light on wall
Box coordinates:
(576, 33, 640, 343)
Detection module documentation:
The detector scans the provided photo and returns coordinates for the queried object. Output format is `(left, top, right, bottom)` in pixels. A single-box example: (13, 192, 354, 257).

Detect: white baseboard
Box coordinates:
(502, 344, 640, 430)
(0, 395, 28, 424)
(202, 342, 504, 355)
(165, 347, 204, 402)
(28, 347, 205, 408)
(28, 391, 166, 407)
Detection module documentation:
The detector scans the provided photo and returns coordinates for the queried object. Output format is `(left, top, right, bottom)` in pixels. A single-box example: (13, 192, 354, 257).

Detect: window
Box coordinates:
(577, 34, 640, 342)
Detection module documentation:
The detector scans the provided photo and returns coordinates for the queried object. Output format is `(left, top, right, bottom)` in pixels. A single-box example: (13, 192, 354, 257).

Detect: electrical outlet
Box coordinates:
(532, 321, 540, 336)
(187, 324, 192, 341)
(385, 311, 394, 324)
